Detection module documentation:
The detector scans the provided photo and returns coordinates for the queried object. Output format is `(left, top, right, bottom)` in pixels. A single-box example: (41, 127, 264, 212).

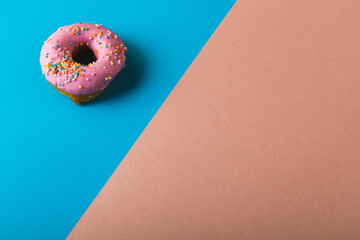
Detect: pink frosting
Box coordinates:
(40, 23, 127, 95)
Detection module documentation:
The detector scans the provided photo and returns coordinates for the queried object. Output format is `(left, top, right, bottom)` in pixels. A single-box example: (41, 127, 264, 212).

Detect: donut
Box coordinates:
(40, 23, 127, 104)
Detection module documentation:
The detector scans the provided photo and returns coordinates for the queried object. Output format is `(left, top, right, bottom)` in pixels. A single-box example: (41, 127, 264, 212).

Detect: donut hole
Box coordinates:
(72, 45, 97, 65)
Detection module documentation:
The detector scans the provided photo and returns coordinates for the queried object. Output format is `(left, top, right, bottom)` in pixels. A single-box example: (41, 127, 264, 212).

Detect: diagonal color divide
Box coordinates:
(69, 0, 360, 239)
(0, 1, 235, 239)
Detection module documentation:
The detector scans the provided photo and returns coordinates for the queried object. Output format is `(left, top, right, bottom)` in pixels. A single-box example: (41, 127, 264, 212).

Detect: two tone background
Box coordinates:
(2, 1, 360, 239)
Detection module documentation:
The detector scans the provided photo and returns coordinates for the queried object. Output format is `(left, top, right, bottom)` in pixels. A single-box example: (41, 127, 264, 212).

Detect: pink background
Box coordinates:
(68, 1, 360, 239)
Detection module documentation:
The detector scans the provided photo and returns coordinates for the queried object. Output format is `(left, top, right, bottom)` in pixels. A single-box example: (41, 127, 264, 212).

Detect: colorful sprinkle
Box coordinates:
(42, 24, 126, 90)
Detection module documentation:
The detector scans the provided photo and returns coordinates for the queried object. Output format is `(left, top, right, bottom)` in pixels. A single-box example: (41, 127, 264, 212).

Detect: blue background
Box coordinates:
(0, 0, 235, 239)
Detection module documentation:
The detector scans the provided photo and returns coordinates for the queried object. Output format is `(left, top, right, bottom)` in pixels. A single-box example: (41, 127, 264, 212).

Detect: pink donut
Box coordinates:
(40, 23, 127, 104)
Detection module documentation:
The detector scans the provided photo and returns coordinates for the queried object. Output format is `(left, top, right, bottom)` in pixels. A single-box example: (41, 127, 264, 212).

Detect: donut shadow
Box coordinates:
(86, 40, 145, 105)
